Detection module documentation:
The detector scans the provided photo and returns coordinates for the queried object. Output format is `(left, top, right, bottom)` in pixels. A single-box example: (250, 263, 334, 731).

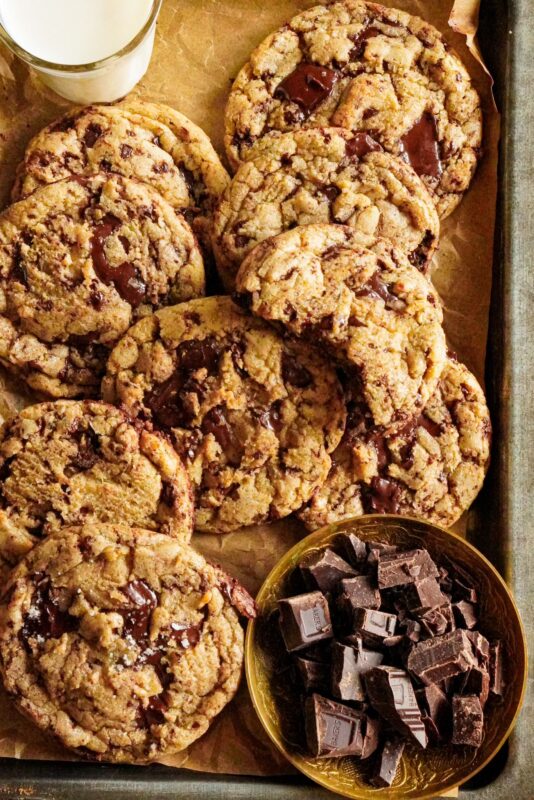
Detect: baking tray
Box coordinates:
(0, 0, 531, 797)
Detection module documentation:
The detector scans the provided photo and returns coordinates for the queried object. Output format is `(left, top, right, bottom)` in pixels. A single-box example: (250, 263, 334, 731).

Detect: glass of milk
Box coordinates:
(0, 0, 163, 103)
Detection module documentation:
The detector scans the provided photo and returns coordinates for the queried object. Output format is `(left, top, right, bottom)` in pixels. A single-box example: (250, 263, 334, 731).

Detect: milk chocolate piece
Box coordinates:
(364, 667, 427, 747)
(305, 694, 365, 757)
(349, 608, 397, 646)
(403, 577, 447, 613)
(361, 714, 382, 759)
(371, 737, 406, 788)
(489, 640, 504, 697)
(452, 695, 484, 747)
(296, 657, 330, 693)
(378, 549, 439, 589)
(278, 592, 333, 652)
(337, 533, 367, 567)
(416, 684, 451, 742)
(300, 548, 357, 593)
(453, 600, 478, 630)
(331, 640, 383, 702)
(339, 574, 381, 610)
(407, 629, 477, 685)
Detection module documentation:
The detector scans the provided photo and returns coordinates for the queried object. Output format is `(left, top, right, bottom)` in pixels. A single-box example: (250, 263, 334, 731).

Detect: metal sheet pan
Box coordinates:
(1, 0, 532, 796)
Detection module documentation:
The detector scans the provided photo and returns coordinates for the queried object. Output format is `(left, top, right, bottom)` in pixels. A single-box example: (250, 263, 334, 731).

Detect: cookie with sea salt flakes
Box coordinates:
(0, 400, 195, 580)
(236, 224, 446, 432)
(0, 523, 251, 762)
(102, 296, 347, 533)
(225, 0, 482, 218)
(211, 126, 439, 290)
(13, 99, 230, 249)
(0, 173, 204, 398)
(299, 357, 491, 530)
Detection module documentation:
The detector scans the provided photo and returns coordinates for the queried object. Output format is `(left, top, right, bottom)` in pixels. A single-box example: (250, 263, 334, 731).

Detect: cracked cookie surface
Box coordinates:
(102, 296, 346, 533)
(0, 523, 250, 762)
(0, 173, 204, 398)
(0, 400, 194, 579)
(236, 224, 446, 432)
(225, 0, 482, 218)
(13, 100, 230, 250)
(212, 127, 439, 289)
(299, 357, 491, 530)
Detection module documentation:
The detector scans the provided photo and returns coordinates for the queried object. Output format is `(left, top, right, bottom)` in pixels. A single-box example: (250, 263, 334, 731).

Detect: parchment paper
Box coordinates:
(0, 0, 498, 782)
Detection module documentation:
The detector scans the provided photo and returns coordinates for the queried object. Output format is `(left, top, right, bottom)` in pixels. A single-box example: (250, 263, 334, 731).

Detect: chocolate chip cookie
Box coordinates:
(0, 400, 194, 579)
(236, 224, 446, 432)
(13, 99, 230, 249)
(225, 0, 482, 218)
(299, 357, 491, 530)
(0, 523, 251, 762)
(0, 173, 204, 398)
(102, 296, 346, 533)
(212, 127, 439, 289)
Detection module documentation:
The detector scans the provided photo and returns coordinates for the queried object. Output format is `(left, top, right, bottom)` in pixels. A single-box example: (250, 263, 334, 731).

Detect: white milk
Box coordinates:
(0, 0, 159, 103)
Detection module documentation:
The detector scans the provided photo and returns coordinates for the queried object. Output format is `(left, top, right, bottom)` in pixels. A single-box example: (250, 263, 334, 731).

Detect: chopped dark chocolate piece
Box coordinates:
(339, 574, 381, 610)
(452, 695, 484, 748)
(278, 592, 333, 652)
(443, 557, 478, 603)
(337, 532, 367, 567)
(378, 549, 439, 589)
(371, 737, 406, 788)
(456, 665, 490, 709)
(305, 693, 365, 757)
(453, 600, 478, 630)
(361, 713, 382, 759)
(416, 684, 451, 742)
(403, 577, 448, 614)
(419, 603, 456, 637)
(364, 666, 427, 748)
(300, 548, 357, 593)
(366, 540, 398, 571)
(331, 640, 383, 702)
(407, 629, 478, 685)
(466, 630, 490, 666)
(489, 640, 504, 697)
(349, 607, 397, 646)
(296, 657, 330, 693)
(401, 618, 422, 642)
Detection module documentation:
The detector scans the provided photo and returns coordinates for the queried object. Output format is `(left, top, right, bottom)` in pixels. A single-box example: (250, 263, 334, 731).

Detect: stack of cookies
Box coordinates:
(0, 0, 491, 765)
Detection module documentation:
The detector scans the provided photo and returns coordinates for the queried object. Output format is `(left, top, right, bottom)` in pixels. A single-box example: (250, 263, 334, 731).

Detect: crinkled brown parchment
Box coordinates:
(0, 0, 497, 783)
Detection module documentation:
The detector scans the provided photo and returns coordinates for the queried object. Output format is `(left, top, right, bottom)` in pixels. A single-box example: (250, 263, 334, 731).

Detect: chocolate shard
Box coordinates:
(466, 630, 491, 666)
(366, 540, 398, 570)
(278, 592, 333, 652)
(364, 666, 428, 748)
(418, 603, 456, 638)
(348, 607, 397, 647)
(456, 665, 490, 709)
(400, 618, 422, 643)
(452, 695, 484, 748)
(453, 600, 478, 630)
(361, 713, 382, 759)
(304, 693, 365, 757)
(416, 684, 452, 742)
(403, 577, 448, 614)
(338, 574, 381, 611)
(489, 640, 504, 697)
(331, 640, 383, 702)
(407, 629, 478, 685)
(377, 549, 439, 589)
(371, 737, 406, 788)
(443, 556, 478, 603)
(300, 548, 357, 593)
(296, 656, 330, 693)
(337, 532, 367, 567)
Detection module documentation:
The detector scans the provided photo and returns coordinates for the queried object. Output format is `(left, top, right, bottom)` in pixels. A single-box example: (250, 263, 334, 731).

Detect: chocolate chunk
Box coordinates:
(400, 618, 422, 643)
(451, 695, 484, 747)
(91, 214, 147, 307)
(416, 684, 451, 742)
(330, 640, 382, 702)
(278, 591, 333, 652)
(465, 630, 490, 666)
(377, 549, 439, 589)
(400, 112, 442, 179)
(21, 578, 77, 644)
(442, 557, 478, 603)
(407, 629, 478, 685)
(419, 604, 456, 637)
(201, 405, 243, 465)
(282, 353, 313, 388)
(356, 271, 406, 312)
(83, 122, 103, 148)
(371, 737, 405, 788)
(119, 580, 158, 643)
(216, 571, 257, 619)
(361, 713, 382, 759)
(489, 640, 504, 697)
(453, 600, 478, 630)
(339, 574, 381, 611)
(364, 476, 402, 514)
(296, 657, 330, 693)
(336, 532, 367, 567)
(274, 63, 338, 116)
(300, 548, 356, 593)
(349, 608, 397, 646)
(350, 26, 382, 59)
(345, 132, 382, 158)
(305, 693, 364, 757)
(179, 337, 223, 373)
(364, 666, 427, 747)
(143, 694, 167, 726)
(456, 665, 490, 709)
(403, 578, 448, 614)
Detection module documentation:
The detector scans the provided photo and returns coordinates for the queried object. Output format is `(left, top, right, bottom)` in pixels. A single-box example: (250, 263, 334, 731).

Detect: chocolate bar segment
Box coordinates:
(331, 640, 383, 702)
(407, 629, 477, 685)
(300, 548, 357, 593)
(349, 607, 397, 646)
(339, 574, 381, 610)
(305, 693, 364, 757)
(377, 549, 439, 589)
(403, 577, 448, 614)
(371, 737, 405, 788)
(278, 592, 333, 652)
(452, 695, 484, 747)
(364, 666, 427, 747)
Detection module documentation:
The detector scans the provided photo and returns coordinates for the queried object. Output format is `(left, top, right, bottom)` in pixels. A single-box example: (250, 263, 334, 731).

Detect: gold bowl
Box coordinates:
(245, 516, 527, 800)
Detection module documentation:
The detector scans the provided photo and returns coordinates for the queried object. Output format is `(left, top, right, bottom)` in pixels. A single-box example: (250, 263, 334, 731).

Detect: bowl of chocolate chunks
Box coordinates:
(245, 515, 527, 799)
